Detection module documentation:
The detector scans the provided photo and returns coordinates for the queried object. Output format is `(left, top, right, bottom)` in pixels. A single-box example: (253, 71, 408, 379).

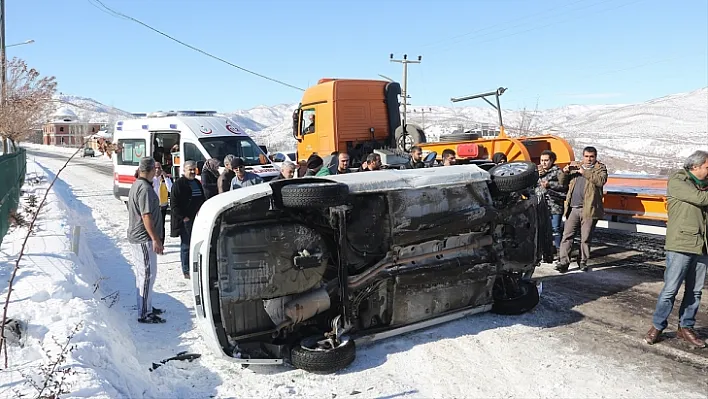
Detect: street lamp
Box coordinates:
(6, 39, 34, 48)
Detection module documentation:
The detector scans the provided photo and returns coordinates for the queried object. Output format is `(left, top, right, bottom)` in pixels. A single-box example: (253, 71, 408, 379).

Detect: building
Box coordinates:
(42, 108, 102, 147)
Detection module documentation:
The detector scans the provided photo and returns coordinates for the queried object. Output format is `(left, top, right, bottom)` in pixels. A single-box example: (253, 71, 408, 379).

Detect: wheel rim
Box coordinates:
(398, 135, 413, 152)
(300, 335, 350, 352)
(491, 162, 530, 177)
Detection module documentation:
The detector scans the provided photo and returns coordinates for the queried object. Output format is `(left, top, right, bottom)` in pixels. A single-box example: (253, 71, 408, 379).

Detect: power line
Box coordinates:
(432, 0, 643, 54)
(419, 0, 588, 49)
(87, 0, 305, 92)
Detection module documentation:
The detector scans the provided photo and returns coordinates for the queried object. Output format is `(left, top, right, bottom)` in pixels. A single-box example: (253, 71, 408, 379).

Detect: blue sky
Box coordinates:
(8, 0, 708, 113)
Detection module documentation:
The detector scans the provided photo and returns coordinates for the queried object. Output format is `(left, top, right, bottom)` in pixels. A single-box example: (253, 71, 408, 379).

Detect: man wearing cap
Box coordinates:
(127, 157, 165, 324)
(230, 157, 264, 189)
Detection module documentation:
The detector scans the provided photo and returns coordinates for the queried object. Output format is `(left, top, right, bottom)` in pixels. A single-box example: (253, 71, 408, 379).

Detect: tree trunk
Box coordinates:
(1, 136, 7, 155)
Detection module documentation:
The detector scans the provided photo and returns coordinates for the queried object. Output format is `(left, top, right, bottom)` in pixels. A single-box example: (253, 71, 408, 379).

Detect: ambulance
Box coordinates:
(112, 110, 280, 203)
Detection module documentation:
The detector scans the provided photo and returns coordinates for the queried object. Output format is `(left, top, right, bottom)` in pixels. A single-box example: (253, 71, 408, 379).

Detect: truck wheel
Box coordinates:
(395, 123, 426, 152)
(488, 161, 538, 193)
(290, 335, 356, 374)
(280, 182, 348, 209)
(491, 278, 540, 315)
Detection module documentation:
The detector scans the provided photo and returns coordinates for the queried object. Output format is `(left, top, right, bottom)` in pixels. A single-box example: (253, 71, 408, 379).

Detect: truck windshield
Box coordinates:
(199, 136, 268, 166)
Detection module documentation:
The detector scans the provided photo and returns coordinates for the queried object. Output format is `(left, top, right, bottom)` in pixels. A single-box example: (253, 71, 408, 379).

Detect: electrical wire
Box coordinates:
(432, 0, 645, 54)
(87, 0, 305, 92)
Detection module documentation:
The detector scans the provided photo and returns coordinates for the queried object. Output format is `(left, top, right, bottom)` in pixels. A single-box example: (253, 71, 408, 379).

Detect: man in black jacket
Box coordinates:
(170, 160, 206, 279)
(404, 146, 425, 169)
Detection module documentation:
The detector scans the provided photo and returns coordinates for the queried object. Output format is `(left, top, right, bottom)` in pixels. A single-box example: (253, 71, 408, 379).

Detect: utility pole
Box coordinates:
(0, 0, 6, 108)
(390, 54, 421, 129)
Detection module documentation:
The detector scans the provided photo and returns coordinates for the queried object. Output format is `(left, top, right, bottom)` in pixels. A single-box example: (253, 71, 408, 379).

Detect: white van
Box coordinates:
(112, 111, 280, 202)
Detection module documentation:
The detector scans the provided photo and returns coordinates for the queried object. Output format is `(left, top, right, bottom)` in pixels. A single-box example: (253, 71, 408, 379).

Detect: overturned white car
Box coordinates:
(189, 161, 552, 373)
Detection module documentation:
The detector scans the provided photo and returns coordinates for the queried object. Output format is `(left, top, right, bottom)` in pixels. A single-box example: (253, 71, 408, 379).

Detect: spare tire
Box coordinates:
(438, 132, 480, 142)
(488, 161, 539, 193)
(395, 123, 426, 152)
(280, 182, 348, 209)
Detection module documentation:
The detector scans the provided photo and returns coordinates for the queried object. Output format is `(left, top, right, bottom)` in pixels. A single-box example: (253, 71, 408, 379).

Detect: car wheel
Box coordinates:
(290, 335, 356, 374)
(280, 182, 348, 209)
(488, 161, 539, 193)
(491, 278, 540, 315)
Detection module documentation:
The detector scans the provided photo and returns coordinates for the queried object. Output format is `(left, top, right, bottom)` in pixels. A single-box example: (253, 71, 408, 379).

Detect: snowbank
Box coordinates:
(0, 161, 192, 398)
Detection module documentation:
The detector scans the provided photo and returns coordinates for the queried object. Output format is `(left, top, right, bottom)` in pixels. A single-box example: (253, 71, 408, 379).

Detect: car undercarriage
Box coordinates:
(194, 162, 552, 373)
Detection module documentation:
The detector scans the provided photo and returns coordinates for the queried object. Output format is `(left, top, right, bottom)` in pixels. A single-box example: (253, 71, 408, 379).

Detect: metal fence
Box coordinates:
(0, 147, 27, 246)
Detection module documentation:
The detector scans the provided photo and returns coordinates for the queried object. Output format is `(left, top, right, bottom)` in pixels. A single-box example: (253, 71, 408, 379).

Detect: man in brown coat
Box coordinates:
(556, 146, 608, 273)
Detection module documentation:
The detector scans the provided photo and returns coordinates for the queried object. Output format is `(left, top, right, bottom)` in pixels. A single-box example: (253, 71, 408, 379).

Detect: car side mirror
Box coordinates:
(423, 152, 437, 167)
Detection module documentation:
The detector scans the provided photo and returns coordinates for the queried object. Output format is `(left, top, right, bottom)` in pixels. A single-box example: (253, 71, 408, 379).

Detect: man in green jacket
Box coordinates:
(556, 146, 608, 273)
(645, 150, 708, 348)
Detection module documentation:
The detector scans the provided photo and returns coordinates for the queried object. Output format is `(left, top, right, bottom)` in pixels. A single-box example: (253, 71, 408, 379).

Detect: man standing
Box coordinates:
(536, 150, 568, 253)
(442, 149, 457, 166)
(230, 158, 264, 189)
(404, 146, 425, 169)
(170, 160, 206, 279)
(365, 153, 382, 171)
(556, 146, 608, 273)
(273, 161, 297, 180)
(127, 157, 165, 324)
(645, 150, 708, 348)
(217, 154, 237, 194)
(317, 152, 351, 176)
(152, 162, 172, 244)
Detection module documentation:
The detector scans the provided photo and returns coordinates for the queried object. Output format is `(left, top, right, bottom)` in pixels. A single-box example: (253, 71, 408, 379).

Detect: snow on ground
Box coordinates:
(1, 144, 706, 398)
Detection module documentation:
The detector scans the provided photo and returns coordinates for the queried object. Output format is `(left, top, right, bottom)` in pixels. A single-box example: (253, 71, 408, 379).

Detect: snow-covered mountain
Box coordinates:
(57, 87, 707, 174)
(50, 94, 134, 124)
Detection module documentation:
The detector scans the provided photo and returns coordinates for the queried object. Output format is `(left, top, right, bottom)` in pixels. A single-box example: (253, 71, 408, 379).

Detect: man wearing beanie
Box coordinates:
(305, 154, 324, 176)
(127, 157, 165, 324)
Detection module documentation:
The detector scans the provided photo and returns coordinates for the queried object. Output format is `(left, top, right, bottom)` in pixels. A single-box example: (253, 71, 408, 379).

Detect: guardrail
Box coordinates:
(0, 148, 27, 245)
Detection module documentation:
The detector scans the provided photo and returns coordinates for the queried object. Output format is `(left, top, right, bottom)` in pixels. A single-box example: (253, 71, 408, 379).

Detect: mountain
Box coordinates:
(56, 87, 707, 174)
(51, 94, 134, 124)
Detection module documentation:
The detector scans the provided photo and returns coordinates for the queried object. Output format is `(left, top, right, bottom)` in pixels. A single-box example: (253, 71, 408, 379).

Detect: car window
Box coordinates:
(117, 139, 146, 166)
(199, 136, 269, 166)
(184, 142, 205, 163)
(273, 153, 287, 162)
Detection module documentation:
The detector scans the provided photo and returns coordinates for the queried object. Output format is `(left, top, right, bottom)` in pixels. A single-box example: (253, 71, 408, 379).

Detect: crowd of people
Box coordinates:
(123, 147, 708, 349)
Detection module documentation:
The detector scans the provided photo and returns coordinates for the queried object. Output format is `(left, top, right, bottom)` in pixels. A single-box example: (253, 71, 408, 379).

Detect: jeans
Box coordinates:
(550, 214, 562, 249)
(652, 251, 707, 331)
(179, 219, 193, 275)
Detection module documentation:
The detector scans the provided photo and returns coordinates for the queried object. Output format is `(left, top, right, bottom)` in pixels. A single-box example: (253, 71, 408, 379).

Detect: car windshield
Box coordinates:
(199, 136, 269, 166)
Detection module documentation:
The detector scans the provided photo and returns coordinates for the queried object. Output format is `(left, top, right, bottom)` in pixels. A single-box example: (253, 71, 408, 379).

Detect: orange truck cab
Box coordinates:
(291, 78, 420, 165)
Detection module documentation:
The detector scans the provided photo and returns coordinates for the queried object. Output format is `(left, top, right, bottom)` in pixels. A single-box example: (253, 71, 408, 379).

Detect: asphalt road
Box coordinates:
(25, 147, 114, 176)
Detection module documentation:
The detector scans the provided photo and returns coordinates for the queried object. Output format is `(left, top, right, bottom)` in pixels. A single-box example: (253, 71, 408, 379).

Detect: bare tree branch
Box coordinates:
(0, 58, 57, 153)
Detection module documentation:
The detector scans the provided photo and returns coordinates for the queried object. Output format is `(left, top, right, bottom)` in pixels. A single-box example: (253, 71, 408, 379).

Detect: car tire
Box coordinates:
(488, 161, 539, 193)
(280, 182, 348, 209)
(491, 279, 540, 315)
(290, 335, 356, 374)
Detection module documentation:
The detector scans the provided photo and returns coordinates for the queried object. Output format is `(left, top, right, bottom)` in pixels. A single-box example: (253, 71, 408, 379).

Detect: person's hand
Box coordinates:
(153, 239, 164, 255)
(541, 181, 549, 188)
(577, 166, 585, 175)
(183, 217, 190, 222)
